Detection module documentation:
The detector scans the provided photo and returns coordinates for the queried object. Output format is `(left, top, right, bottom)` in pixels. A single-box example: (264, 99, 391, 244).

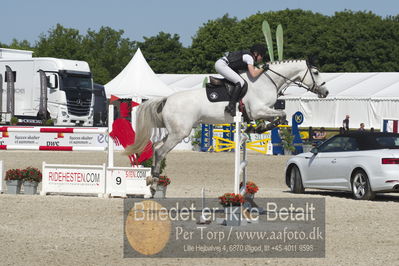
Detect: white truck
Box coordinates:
(0, 48, 94, 126)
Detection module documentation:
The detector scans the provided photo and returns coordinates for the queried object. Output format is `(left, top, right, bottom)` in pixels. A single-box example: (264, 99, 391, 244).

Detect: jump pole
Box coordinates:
(107, 104, 114, 168)
(234, 109, 248, 194)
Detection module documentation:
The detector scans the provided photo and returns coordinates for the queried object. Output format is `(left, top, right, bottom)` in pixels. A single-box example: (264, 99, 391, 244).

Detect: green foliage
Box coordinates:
(10, 117, 18, 125)
(138, 32, 191, 73)
(35, 24, 84, 60)
(280, 127, 295, 152)
(81, 27, 136, 84)
(191, 126, 202, 146)
(43, 119, 54, 126)
(190, 14, 240, 73)
(141, 158, 167, 174)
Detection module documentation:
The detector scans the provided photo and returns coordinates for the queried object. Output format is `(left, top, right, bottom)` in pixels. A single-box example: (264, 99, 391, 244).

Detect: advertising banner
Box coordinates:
(42, 163, 106, 196)
(0, 127, 116, 148)
(106, 167, 152, 197)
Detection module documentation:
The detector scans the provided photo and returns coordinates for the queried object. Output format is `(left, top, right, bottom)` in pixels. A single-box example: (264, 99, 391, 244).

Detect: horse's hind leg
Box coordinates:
(148, 133, 185, 194)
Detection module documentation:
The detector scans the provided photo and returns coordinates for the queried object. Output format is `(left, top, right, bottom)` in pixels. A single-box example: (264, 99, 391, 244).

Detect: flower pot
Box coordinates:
(284, 148, 293, 155)
(244, 193, 255, 200)
(153, 184, 167, 199)
(224, 206, 241, 226)
(23, 181, 38, 195)
(192, 144, 201, 152)
(6, 180, 22, 194)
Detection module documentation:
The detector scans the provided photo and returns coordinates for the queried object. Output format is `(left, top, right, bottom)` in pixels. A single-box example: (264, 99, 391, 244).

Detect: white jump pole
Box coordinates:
(234, 107, 248, 195)
(107, 104, 114, 168)
(234, 109, 242, 194)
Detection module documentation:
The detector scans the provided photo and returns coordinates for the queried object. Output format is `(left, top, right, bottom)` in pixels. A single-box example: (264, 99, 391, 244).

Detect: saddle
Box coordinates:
(205, 76, 248, 102)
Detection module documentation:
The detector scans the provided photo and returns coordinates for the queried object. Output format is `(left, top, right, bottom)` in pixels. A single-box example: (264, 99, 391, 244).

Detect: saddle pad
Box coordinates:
(205, 85, 230, 102)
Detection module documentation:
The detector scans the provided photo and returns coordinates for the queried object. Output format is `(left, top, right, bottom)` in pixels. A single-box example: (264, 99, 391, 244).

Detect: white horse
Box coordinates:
(126, 60, 328, 186)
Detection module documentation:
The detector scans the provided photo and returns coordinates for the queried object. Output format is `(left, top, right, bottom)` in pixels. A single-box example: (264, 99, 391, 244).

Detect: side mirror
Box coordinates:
(47, 74, 58, 89)
(310, 147, 318, 154)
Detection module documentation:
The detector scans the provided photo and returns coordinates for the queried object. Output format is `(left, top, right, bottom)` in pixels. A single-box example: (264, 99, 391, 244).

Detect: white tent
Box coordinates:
(158, 72, 399, 130)
(105, 48, 175, 99)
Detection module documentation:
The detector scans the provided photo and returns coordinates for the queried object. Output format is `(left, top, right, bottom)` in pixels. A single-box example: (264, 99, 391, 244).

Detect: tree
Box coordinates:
(138, 32, 190, 73)
(81, 27, 136, 84)
(190, 14, 239, 73)
(2, 39, 33, 50)
(34, 24, 83, 60)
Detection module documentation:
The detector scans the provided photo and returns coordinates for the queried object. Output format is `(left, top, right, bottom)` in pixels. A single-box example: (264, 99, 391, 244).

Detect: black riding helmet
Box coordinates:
(250, 44, 267, 58)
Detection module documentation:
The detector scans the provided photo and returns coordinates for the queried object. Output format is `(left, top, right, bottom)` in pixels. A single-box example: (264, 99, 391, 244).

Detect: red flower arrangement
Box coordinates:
(5, 169, 23, 181)
(240, 181, 259, 194)
(245, 181, 259, 194)
(219, 193, 245, 207)
(22, 167, 42, 182)
(5, 167, 42, 182)
(158, 176, 171, 187)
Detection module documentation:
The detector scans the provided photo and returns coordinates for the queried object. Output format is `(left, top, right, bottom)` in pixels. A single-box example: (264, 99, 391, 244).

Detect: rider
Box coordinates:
(215, 44, 269, 116)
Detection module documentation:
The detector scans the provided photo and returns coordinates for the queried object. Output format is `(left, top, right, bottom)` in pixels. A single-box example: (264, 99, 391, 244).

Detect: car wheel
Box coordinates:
(351, 170, 375, 200)
(289, 165, 304, 193)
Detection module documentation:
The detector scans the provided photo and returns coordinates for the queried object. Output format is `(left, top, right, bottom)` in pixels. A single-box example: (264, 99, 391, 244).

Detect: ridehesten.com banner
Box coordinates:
(42, 164, 106, 195)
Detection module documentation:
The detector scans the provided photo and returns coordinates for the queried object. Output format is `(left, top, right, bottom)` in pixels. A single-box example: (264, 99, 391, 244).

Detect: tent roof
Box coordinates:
(157, 72, 399, 100)
(105, 48, 175, 99)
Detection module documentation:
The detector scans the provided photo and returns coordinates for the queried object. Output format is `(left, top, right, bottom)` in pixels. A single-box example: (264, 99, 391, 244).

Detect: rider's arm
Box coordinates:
(247, 64, 265, 78)
(242, 54, 265, 79)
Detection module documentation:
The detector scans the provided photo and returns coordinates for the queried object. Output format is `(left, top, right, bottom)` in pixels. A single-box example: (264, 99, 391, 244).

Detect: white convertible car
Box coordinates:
(285, 132, 399, 200)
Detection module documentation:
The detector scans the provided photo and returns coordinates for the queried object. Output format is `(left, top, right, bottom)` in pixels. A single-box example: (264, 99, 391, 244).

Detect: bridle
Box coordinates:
(263, 62, 326, 96)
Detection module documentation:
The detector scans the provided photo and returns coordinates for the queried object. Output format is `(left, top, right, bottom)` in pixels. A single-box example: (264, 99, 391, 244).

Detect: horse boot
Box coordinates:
(225, 82, 242, 117)
(255, 119, 281, 133)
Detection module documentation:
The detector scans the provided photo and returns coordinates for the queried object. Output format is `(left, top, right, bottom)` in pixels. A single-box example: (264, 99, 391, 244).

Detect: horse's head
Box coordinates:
(297, 61, 329, 98)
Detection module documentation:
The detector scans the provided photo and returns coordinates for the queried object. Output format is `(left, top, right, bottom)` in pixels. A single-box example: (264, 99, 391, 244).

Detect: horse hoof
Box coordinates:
(146, 176, 154, 186)
(147, 176, 159, 186)
(245, 126, 255, 134)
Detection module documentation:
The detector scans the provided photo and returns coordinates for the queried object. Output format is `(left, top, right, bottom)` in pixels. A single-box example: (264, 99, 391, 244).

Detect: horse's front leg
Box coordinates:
(252, 108, 286, 134)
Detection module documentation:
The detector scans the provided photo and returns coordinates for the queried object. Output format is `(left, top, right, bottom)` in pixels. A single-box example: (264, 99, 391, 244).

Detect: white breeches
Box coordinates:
(215, 58, 245, 87)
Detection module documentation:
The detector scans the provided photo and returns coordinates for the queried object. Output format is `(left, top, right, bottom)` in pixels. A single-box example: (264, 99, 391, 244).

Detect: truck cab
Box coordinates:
(0, 48, 94, 126)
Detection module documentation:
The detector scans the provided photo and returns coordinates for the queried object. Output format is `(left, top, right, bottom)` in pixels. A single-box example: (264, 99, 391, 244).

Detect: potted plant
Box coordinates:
(153, 176, 171, 199)
(191, 126, 202, 151)
(279, 127, 295, 155)
(219, 193, 245, 226)
(22, 167, 42, 195)
(240, 181, 259, 200)
(10, 116, 18, 125)
(5, 169, 23, 194)
(43, 119, 54, 126)
(141, 158, 169, 198)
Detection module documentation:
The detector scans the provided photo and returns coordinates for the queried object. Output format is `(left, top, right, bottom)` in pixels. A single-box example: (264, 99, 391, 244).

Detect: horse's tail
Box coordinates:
(125, 97, 166, 155)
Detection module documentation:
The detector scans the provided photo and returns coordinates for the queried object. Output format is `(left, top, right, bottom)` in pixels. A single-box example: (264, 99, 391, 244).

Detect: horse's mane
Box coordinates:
(269, 59, 306, 65)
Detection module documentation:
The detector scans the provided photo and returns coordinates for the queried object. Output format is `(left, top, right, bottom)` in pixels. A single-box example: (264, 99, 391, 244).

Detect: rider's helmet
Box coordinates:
(250, 44, 267, 58)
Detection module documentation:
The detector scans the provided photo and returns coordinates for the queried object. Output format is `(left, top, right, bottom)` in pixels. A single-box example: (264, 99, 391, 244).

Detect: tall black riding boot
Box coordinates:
(225, 82, 242, 117)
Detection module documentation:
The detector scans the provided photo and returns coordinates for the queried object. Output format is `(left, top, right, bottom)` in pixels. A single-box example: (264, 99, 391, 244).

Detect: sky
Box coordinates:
(1, 0, 399, 47)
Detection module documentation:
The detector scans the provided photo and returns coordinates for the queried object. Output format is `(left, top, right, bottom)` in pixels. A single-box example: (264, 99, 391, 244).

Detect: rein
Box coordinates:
(264, 65, 324, 96)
